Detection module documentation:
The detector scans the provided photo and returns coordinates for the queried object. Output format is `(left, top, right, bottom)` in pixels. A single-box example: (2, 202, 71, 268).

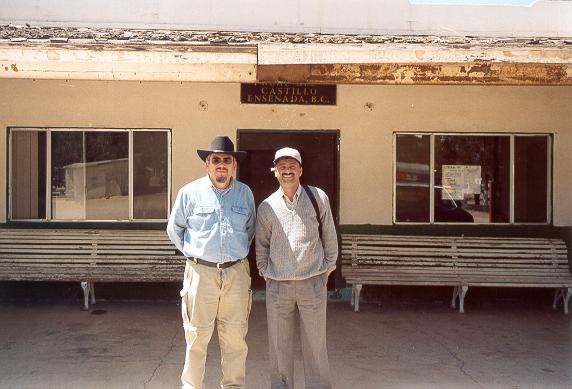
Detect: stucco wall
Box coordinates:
(0, 79, 570, 225)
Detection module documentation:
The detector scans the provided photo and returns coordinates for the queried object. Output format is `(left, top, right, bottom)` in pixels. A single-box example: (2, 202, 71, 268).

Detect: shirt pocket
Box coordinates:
(187, 205, 217, 231)
(231, 205, 249, 231)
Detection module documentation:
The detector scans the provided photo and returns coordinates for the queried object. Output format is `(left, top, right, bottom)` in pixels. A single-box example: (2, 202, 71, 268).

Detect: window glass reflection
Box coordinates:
(395, 134, 430, 222)
(85, 132, 129, 220)
(11, 131, 46, 219)
(51, 132, 85, 220)
(133, 132, 169, 219)
(515, 136, 548, 223)
(434, 135, 510, 223)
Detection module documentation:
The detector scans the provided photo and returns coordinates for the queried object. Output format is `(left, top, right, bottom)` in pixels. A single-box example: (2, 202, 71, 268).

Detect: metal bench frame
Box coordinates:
(342, 234, 572, 314)
(0, 228, 183, 310)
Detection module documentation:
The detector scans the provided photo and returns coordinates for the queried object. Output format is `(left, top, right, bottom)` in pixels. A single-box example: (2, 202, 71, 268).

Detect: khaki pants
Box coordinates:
(180, 258, 252, 389)
(266, 274, 332, 389)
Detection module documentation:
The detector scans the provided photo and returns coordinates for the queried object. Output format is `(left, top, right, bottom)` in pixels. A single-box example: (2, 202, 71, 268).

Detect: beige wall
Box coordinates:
(0, 79, 571, 226)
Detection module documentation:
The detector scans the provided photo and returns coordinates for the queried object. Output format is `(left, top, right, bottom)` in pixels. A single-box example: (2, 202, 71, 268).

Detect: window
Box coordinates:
(9, 128, 170, 221)
(394, 133, 551, 224)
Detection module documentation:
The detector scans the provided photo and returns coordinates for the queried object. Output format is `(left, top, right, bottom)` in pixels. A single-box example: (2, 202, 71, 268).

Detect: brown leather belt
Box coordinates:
(189, 257, 242, 269)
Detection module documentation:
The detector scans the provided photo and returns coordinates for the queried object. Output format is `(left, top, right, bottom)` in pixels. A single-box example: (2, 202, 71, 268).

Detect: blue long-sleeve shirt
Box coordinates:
(167, 175, 255, 263)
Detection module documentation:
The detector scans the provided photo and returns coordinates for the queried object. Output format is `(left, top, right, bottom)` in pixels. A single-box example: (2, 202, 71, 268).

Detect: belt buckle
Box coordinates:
(216, 262, 223, 269)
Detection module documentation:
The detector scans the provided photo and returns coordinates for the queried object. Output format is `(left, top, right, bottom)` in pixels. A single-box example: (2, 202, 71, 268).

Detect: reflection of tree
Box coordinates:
(438, 136, 486, 165)
(51, 132, 129, 188)
(52, 132, 83, 169)
(86, 133, 128, 162)
(396, 135, 429, 164)
(50, 131, 168, 199)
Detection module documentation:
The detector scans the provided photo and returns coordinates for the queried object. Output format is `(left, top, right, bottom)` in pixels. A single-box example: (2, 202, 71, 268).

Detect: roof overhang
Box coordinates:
(257, 43, 572, 85)
(0, 44, 258, 82)
(1, 27, 571, 85)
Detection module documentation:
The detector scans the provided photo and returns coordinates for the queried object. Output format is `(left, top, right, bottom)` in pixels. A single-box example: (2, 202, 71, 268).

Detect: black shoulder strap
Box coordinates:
(302, 184, 323, 246)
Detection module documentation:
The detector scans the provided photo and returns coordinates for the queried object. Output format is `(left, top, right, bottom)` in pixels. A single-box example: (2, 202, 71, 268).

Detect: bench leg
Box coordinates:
(565, 288, 571, 315)
(458, 286, 469, 313)
(552, 288, 564, 311)
(90, 282, 96, 305)
(354, 284, 362, 312)
(80, 281, 95, 311)
(451, 286, 460, 309)
(350, 285, 355, 307)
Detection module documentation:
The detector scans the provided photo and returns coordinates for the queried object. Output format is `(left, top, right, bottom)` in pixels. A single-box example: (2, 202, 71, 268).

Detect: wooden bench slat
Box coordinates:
(341, 233, 572, 313)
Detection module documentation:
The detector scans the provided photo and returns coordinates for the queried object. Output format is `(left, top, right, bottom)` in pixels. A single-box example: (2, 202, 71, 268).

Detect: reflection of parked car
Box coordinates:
(435, 187, 474, 223)
(395, 184, 474, 223)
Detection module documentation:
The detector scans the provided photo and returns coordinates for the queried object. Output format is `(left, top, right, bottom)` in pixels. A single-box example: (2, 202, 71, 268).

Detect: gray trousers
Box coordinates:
(265, 274, 332, 389)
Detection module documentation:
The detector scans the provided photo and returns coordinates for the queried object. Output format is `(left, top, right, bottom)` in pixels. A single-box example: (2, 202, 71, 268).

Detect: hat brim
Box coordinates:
(197, 150, 247, 163)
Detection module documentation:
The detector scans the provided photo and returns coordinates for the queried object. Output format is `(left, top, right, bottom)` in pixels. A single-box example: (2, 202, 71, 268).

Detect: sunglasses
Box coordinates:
(210, 156, 234, 165)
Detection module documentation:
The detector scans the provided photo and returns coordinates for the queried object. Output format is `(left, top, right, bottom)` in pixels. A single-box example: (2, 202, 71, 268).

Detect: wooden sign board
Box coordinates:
(241, 83, 336, 105)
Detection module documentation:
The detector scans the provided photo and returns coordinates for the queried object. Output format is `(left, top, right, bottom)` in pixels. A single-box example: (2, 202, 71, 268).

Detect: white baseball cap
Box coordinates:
(273, 147, 302, 165)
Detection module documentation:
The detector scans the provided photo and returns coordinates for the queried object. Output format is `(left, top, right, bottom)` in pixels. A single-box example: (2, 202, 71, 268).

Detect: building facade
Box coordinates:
(1, 1, 571, 286)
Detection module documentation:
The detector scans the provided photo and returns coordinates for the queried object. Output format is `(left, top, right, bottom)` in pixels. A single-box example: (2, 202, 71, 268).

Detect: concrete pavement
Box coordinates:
(0, 291, 570, 388)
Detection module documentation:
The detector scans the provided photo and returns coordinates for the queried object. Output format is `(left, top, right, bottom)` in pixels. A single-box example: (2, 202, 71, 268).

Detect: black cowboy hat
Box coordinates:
(197, 135, 247, 162)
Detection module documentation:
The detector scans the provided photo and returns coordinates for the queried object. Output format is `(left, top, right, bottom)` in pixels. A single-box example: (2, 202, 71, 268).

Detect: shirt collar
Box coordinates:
(279, 184, 302, 203)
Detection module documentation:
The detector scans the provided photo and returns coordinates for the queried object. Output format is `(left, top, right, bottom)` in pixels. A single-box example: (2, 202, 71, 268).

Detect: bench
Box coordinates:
(0, 228, 184, 310)
(341, 234, 572, 314)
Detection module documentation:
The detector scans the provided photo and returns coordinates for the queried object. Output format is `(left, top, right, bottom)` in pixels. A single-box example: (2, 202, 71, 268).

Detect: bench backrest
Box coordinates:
(341, 234, 571, 286)
(0, 229, 184, 282)
(0, 229, 178, 261)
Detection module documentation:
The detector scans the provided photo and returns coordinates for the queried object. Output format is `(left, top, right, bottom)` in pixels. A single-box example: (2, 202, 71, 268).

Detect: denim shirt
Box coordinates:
(167, 175, 255, 263)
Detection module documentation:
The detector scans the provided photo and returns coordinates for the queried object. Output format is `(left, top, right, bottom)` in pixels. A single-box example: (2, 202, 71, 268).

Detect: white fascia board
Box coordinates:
(258, 43, 572, 65)
(0, 45, 257, 81)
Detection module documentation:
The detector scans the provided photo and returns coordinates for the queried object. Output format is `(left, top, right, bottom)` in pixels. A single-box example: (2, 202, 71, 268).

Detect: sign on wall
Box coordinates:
(442, 165, 482, 200)
(241, 83, 336, 105)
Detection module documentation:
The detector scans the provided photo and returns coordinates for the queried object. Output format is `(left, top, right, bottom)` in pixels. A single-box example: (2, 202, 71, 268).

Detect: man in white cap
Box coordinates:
(167, 135, 255, 389)
(256, 147, 338, 389)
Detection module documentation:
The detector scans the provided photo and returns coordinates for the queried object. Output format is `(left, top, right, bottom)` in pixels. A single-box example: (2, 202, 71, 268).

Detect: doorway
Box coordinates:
(238, 130, 340, 289)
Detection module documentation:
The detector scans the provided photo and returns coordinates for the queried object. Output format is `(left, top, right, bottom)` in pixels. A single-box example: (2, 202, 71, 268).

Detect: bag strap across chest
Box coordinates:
(302, 184, 323, 246)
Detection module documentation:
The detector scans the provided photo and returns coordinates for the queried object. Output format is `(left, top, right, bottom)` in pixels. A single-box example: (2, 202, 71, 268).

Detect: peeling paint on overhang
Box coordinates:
(257, 63, 572, 85)
(1, 25, 571, 85)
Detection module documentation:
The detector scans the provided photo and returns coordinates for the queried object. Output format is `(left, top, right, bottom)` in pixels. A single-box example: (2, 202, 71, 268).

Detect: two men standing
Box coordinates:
(167, 136, 338, 389)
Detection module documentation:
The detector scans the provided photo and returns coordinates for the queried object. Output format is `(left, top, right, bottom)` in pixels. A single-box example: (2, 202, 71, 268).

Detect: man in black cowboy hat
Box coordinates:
(167, 135, 255, 389)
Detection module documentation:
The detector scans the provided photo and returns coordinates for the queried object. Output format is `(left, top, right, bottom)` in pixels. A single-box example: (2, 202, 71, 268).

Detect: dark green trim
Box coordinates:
(1, 222, 167, 230)
(237, 129, 340, 135)
(4, 128, 9, 222)
(339, 224, 571, 240)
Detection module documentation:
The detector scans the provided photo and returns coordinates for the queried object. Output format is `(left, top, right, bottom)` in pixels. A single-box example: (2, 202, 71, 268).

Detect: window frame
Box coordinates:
(8, 127, 172, 223)
(393, 132, 552, 225)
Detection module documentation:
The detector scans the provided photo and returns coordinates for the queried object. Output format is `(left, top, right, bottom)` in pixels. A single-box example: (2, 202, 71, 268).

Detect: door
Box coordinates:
(238, 130, 339, 289)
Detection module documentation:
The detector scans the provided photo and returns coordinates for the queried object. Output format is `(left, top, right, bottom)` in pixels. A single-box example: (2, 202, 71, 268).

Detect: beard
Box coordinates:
(215, 176, 228, 184)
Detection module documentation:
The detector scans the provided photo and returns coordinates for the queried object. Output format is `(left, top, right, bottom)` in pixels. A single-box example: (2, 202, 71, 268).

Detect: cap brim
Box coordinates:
(273, 156, 302, 165)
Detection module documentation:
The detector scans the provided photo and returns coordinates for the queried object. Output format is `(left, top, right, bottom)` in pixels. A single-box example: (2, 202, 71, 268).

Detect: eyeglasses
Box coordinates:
(210, 156, 234, 165)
